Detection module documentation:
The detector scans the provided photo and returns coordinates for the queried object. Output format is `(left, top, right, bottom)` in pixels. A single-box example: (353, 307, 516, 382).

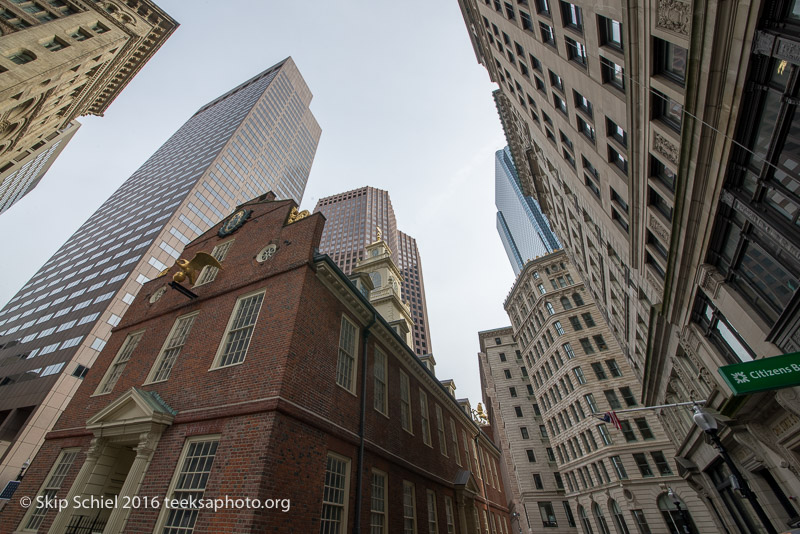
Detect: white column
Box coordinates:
(47, 438, 107, 534)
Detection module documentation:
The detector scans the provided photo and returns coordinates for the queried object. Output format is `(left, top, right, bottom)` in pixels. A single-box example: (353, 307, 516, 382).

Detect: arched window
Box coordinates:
(561, 296, 573, 310)
(658, 493, 698, 534)
(593, 502, 611, 534)
(546, 302, 555, 315)
(609, 500, 631, 534)
(579, 506, 595, 534)
(573, 292, 584, 306)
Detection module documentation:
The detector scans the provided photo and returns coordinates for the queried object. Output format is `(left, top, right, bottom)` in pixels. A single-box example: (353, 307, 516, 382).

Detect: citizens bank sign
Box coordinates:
(718, 351, 800, 395)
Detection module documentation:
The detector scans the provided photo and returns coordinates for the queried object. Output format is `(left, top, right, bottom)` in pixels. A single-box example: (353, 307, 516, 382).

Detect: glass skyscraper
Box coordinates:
(314, 187, 433, 356)
(0, 57, 320, 485)
(495, 146, 561, 275)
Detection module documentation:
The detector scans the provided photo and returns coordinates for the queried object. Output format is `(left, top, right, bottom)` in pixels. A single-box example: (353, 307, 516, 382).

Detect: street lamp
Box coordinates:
(15, 459, 30, 481)
(692, 406, 777, 534)
(510, 511, 523, 534)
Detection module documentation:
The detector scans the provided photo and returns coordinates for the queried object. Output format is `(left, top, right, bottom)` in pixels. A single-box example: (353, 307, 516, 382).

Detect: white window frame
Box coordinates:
(450, 419, 461, 466)
(211, 289, 265, 369)
(94, 330, 144, 395)
(146, 312, 198, 383)
(153, 436, 220, 534)
(426, 490, 439, 534)
(20, 448, 79, 532)
(403, 480, 417, 534)
(444, 496, 456, 534)
(320, 452, 351, 534)
(400, 370, 413, 434)
(336, 315, 359, 393)
(370, 468, 387, 534)
(420, 390, 432, 446)
(373, 347, 388, 415)
(194, 239, 234, 286)
(435, 404, 447, 457)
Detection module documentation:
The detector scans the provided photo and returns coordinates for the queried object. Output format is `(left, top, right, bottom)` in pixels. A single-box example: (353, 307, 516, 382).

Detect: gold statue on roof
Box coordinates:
(376, 226, 383, 241)
(172, 252, 222, 286)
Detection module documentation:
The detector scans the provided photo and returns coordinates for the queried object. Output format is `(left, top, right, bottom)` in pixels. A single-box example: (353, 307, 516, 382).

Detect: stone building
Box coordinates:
(458, 0, 800, 531)
(0, 0, 177, 213)
(481, 251, 716, 534)
(2, 194, 510, 534)
(0, 57, 320, 488)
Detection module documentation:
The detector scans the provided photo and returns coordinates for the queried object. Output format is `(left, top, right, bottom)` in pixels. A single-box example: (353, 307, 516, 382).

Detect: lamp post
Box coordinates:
(15, 459, 30, 481)
(693, 407, 777, 534)
(471, 406, 492, 531)
(667, 488, 691, 534)
(511, 511, 523, 534)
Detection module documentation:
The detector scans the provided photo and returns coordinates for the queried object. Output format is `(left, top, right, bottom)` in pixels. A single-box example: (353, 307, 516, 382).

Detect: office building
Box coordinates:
(314, 186, 433, 356)
(481, 251, 715, 534)
(495, 145, 560, 275)
(0, 57, 320, 487)
(0, 0, 177, 213)
(458, 0, 800, 530)
(3, 194, 510, 534)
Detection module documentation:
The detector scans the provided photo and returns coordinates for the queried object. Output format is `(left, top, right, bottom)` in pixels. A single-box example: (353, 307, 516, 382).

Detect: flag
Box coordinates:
(601, 411, 622, 430)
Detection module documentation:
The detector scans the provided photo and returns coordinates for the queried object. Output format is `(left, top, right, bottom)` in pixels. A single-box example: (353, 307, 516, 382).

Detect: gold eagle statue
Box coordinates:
(172, 252, 222, 286)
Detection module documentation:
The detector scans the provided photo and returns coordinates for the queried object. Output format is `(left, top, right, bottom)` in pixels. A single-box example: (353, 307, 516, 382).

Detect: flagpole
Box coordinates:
(593, 400, 706, 417)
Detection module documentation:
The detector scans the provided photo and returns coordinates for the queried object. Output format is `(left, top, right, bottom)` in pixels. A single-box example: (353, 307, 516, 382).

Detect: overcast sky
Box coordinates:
(0, 1, 516, 405)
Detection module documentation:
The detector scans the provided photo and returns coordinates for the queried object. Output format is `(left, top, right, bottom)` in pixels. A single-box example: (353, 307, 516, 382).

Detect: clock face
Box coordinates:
(218, 209, 252, 237)
(149, 285, 167, 304)
(256, 244, 278, 263)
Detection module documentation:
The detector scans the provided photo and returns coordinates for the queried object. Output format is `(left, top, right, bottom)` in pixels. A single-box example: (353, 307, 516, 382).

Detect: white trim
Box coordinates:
(210, 288, 265, 370)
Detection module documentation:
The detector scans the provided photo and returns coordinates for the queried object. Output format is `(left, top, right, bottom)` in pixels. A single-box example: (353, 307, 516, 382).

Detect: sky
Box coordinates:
(0, 1, 516, 406)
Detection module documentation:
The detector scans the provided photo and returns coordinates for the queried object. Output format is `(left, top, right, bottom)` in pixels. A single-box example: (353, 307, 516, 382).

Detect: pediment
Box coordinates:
(453, 469, 481, 495)
(87, 387, 175, 432)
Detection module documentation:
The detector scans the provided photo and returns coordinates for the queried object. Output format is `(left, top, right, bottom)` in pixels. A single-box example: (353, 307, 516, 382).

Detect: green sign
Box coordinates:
(718, 352, 800, 395)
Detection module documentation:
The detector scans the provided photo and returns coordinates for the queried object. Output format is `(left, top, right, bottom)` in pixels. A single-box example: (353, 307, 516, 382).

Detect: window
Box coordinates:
(654, 38, 688, 85)
(158, 438, 220, 534)
(610, 189, 629, 215)
(560, 131, 573, 150)
(579, 506, 594, 534)
(527, 449, 536, 462)
(504, 369, 512, 379)
(214, 291, 264, 368)
(620, 421, 637, 442)
(515, 406, 524, 417)
(569, 316, 583, 331)
(631, 510, 651, 534)
(593, 335, 608, 351)
(510, 386, 518, 397)
(196, 240, 234, 285)
(563, 343, 575, 359)
(426, 490, 439, 533)
(597, 424, 612, 445)
(69, 28, 92, 41)
(539, 501, 558, 527)
(97, 331, 143, 394)
(565, 37, 587, 65)
(563, 502, 576, 527)
(147, 313, 197, 383)
(43, 36, 69, 51)
(540, 425, 548, 437)
(600, 57, 625, 91)
(434, 405, 447, 456)
(634, 418, 655, 440)
(649, 187, 673, 222)
(7, 49, 36, 64)
(374, 348, 388, 415)
(610, 456, 628, 479)
(554, 321, 564, 335)
(499, 352, 507, 362)
(403, 481, 417, 534)
(584, 393, 598, 413)
(533, 473, 544, 489)
(521, 427, 530, 439)
(545, 302, 555, 315)
(23, 449, 79, 530)
(597, 16, 622, 50)
(651, 452, 674, 476)
(651, 155, 677, 192)
(609, 145, 628, 175)
(320, 453, 351, 533)
(535, 0, 551, 15)
(607, 117, 627, 147)
(573, 367, 586, 384)
(400, 371, 413, 433)
(420, 391, 432, 446)
(633, 453, 654, 477)
(450, 419, 461, 465)
(521, 9, 534, 31)
(371, 470, 387, 534)
(591, 363, 608, 380)
(619, 386, 637, 406)
(579, 338, 595, 354)
(560, 1, 582, 30)
(540, 22, 555, 45)
(549, 70, 564, 92)
(577, 116, 596, 143)
(444, 497, 456, 534)
(604, 390, 622, 409)
(652, 89, 682, 132)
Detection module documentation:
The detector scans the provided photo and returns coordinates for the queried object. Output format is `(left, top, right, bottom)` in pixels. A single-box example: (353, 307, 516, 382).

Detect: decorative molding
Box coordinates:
(696, 263, 724, 299)
(648, 215, 670, 243)
(727, 197, 800, 259)
(775, 37, 800, 65)
(776, 388, 800, 418)
(653, 132, 679, 166)
(656, 0, 691, 36)
(645, 267, 663, 293)
(753, 31, 776, 56)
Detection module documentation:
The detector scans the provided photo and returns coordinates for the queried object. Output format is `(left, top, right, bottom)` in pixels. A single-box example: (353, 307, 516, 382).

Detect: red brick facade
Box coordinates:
(2, 194, 510, 534)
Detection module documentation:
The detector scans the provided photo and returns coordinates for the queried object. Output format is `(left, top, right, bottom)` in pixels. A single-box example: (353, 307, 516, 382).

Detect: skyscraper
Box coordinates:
(495, 146, 560, 275)
(0, 57, 320, 485)
(0, 0, 178, 214)
(314, 187, 433, 356)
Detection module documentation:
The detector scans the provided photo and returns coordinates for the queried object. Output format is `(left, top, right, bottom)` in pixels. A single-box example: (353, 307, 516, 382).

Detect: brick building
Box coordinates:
(2, 193, 509, 534)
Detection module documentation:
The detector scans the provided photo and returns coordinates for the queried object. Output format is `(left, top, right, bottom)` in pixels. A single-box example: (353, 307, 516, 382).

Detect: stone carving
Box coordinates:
(732, 427, 765, 466)
(752, 31, 776, 56)
(696, 263, 724, 299)
(645, 268, 663, 292)
(776, 388, 800, 418)
(136, 431, 161, 456)
(649, 215, 670, 243)
(776, 38, 800, 64)
(654, 132, 679, 166)
(656, 0, 691, 36)
(86, 437, 108, 459)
